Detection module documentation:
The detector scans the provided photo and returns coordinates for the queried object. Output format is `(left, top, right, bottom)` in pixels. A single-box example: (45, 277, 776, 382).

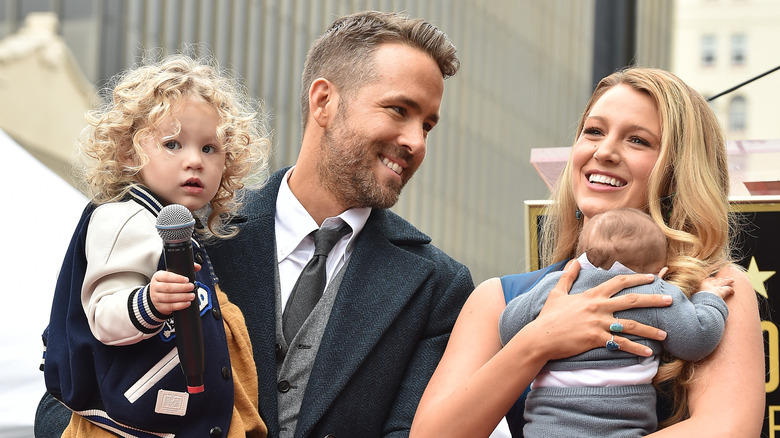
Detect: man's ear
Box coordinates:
(309, 78, 337, 128)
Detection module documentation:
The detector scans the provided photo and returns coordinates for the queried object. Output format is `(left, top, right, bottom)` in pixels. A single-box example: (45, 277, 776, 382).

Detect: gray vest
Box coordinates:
(275, 263, 348, 438)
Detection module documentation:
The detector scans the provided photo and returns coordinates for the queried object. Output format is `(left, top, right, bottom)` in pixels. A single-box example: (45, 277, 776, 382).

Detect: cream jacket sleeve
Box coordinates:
(81, 201, 166, 345)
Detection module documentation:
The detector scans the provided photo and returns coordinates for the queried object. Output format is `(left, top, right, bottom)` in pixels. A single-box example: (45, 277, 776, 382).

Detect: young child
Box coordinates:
(499, 207, 734, 438)
(41, 53, 269, 437)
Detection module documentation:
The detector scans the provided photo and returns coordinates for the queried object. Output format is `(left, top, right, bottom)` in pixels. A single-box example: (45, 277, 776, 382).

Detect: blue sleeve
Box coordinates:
(500, 260, 568, 304)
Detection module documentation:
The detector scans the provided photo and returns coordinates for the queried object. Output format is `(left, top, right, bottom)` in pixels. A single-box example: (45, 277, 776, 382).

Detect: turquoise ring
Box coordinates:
(610, 318, 624, 333)
(606, 335, 620, 351)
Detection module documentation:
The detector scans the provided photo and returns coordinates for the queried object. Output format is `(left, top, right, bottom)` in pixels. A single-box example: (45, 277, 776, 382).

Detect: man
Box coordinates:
(35, 11, 473, 438)
(206, 11, 473, 437)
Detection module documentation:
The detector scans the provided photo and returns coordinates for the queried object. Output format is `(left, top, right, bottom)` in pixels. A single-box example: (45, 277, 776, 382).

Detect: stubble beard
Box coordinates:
(317, 121, 411, 210)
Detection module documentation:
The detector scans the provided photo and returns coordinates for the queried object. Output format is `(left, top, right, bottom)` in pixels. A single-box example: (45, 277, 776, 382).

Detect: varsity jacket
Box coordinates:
(42, 186, 235, 437)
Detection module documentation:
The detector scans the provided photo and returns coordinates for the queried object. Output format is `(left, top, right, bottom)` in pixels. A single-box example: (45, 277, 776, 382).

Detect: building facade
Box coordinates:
(673, 0, 780, 141)
(0, 0, 672, 282)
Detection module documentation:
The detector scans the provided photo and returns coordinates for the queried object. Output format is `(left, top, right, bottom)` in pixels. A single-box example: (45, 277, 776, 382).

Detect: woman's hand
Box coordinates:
(531, 259, 672, 359)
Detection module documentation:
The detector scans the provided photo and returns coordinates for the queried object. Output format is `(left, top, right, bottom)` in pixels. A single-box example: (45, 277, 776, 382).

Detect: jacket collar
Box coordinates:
(126, 185, 165, 216)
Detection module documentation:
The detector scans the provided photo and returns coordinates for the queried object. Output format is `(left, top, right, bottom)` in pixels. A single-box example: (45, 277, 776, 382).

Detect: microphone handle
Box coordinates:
(163, 240, 205, 394)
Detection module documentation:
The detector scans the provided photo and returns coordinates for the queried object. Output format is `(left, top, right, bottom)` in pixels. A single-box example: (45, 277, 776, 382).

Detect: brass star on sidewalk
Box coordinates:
(746, 256, 775, 299)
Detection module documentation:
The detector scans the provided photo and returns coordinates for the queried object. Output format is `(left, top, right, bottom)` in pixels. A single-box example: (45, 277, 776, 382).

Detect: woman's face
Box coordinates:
(571, 84, 662, 222)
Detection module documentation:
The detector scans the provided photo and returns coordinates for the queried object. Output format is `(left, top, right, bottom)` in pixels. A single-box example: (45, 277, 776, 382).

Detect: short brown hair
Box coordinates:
(299, 10, 459, 129)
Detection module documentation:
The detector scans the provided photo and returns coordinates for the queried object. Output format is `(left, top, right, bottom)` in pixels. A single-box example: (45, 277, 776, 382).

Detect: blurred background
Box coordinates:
(1, 0, 778, 436)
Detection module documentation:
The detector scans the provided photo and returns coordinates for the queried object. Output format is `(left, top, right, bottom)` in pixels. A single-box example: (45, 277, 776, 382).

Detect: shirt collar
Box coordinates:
(577, 252, 635, 274)
(275, 166, 371, 261)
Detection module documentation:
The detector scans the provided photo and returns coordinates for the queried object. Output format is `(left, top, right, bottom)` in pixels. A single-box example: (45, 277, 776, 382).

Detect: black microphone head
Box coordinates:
(156, 204, 196, 243)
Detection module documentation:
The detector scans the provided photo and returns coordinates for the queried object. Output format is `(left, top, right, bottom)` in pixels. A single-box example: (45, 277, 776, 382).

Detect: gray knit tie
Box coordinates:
(283, 222, 352, 344)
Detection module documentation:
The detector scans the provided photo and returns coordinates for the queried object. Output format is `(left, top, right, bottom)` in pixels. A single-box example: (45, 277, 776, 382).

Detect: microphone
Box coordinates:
(155, 204, 205, 394)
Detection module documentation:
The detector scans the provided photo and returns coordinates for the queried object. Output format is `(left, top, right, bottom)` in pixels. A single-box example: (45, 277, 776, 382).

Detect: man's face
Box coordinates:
(317, 43, 444, 209)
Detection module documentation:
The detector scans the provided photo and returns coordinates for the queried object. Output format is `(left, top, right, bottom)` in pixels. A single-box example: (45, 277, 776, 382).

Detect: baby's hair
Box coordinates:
(75, 50, 271, 238)
(576, 208, 667, 274)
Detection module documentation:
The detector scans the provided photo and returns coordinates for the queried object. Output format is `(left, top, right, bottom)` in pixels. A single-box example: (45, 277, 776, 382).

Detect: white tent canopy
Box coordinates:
(0, 128, 86, 436)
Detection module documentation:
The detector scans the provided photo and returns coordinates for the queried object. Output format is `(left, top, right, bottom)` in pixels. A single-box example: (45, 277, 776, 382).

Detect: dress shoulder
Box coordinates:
(500, 260, 567, 304)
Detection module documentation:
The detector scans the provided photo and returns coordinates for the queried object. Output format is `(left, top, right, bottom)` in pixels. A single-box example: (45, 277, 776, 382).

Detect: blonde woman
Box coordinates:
(412, 67, 764, 437)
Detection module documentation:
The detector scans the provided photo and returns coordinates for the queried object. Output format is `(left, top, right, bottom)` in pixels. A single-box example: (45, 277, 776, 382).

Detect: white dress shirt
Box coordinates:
(274, 167, 371, 312)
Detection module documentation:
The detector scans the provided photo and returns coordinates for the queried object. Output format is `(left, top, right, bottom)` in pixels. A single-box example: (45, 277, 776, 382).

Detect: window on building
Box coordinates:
(729, 96, 747, 132)
(731, 34, 747, 65)
(701, 34, 717, 66)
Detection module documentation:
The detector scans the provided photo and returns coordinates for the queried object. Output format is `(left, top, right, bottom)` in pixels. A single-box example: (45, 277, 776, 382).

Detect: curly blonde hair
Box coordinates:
(540, 67, 733, 426)
(75, 52, 271, 238)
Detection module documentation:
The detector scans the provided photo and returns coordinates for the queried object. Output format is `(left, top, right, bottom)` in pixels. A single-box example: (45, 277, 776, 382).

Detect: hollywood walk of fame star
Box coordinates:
(746, 256, 775, 299)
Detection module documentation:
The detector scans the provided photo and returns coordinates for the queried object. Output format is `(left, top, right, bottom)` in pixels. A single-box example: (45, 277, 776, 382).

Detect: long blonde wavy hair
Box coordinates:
(540, 67, 733, 426)
(75, 52, 271, 238)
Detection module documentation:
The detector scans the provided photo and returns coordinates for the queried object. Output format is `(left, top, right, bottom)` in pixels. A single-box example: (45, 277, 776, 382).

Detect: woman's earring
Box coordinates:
(575, 208, 582, 220)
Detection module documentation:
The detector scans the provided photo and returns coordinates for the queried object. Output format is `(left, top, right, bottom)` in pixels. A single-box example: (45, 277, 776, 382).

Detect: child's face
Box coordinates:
(138, 97, 225, 212)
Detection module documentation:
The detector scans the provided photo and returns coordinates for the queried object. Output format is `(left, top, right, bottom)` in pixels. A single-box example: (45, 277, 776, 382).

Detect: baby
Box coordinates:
(499, 207, 733, 438)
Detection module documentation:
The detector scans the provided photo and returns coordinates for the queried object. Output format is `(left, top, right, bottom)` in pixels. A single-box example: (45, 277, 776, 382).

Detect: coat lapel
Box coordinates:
(212, 169, 437, 437)
(295, 209, 435, 436)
